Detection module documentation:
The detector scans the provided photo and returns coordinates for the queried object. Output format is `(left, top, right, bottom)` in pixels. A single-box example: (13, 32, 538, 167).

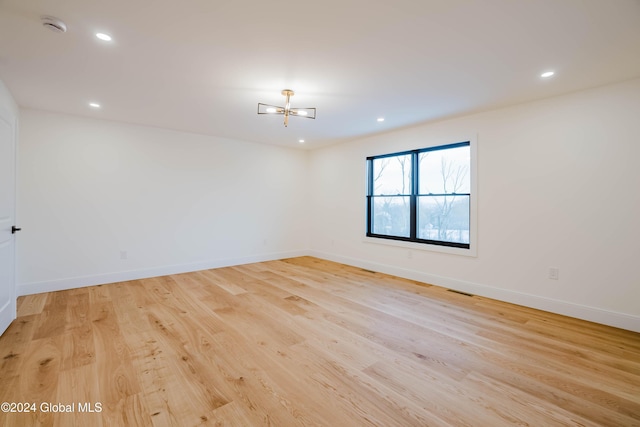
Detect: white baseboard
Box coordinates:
(0, 299, 16, 336)
(308, 250, 640, 333)
(17, 250, 307, 297)
(16, 249, 639, 333)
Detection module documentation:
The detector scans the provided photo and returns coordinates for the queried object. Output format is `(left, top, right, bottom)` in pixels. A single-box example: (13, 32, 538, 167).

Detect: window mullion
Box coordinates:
(366, 159, 373, 235)
(410, 151, 418, 240)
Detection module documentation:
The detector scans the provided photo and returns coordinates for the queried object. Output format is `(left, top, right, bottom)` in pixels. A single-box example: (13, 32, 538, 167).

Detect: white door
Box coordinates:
(0, 112, 17, 336)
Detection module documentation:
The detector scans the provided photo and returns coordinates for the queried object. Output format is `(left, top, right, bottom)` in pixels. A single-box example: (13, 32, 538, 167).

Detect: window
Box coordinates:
(366, 141, 471, 249)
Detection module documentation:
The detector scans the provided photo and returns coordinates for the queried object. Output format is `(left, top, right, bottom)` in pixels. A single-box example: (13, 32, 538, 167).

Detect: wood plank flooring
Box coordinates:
(0, 256, 638, 426)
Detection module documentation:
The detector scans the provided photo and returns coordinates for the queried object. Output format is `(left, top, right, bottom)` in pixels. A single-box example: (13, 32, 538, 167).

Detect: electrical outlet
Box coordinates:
(549, 267, 559, 280)
(407, 250, 413, 259)
(120, 250, 128, 260)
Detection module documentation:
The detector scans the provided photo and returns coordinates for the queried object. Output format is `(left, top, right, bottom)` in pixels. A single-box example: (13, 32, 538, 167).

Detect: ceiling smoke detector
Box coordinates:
(41, 16, 67, 33)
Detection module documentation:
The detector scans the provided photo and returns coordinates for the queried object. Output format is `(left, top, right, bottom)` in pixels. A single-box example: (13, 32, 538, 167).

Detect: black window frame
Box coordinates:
(366, 141, 471, 249)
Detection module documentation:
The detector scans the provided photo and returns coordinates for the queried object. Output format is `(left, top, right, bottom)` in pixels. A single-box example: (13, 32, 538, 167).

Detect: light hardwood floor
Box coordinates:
(0, 257, 638, 426)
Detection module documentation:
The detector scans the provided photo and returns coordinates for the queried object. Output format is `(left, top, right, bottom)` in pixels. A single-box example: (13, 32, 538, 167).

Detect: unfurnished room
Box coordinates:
(0, 0, 639, 426)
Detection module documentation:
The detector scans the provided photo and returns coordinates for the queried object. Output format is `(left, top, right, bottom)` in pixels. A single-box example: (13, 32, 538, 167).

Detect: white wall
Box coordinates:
(17, 110, 309, 294)
(308, 78, 640, 332)
(0, 80, 18, 118)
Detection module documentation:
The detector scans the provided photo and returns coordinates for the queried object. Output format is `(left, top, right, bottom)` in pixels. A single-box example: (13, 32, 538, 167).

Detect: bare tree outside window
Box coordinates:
(367, 142, 471, 248)
(370, 154, 411, 237)
(419, 147, 470, 243)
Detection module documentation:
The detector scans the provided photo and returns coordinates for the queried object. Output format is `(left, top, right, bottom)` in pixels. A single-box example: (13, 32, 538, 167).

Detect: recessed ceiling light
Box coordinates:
(89, 102, 101, 108)
(298, 139, 305, 144)
(377, 117, 385, 122)
(541, 71, 555, 78)
(96, 33, 112, 41)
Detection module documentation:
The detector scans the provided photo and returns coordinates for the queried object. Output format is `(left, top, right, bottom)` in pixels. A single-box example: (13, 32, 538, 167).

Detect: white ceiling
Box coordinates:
(1, 0, 639, 149)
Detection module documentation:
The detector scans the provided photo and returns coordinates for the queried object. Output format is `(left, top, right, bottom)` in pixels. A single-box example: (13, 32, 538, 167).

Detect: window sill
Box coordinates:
(362, 236, 477, 257)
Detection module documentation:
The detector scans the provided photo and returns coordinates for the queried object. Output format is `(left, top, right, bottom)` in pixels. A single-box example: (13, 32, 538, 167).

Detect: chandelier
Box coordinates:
(257, 89, 316, 127)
